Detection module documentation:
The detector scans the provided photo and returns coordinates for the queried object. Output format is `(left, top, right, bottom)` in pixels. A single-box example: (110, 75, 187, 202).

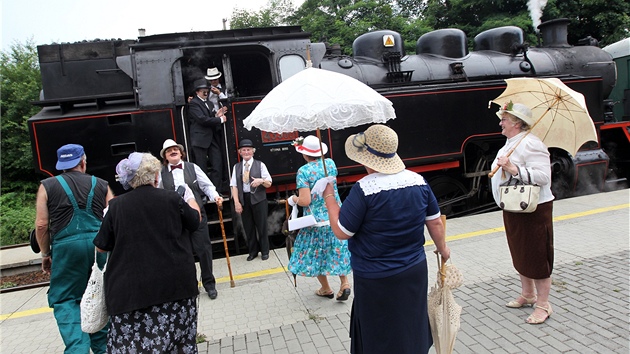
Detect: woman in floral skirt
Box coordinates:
(287, 135, 352, 300)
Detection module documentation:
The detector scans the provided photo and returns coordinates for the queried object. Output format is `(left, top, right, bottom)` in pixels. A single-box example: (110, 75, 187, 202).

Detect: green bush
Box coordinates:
(0, 191, 36, 246)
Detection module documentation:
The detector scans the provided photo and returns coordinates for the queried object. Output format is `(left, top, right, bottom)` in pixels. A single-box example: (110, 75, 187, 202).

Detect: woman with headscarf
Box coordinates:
(323, 124, 450, 354)
(93, 152, 202, 353)
(491, 102, 554, 324)
(287, 135, 352, 301)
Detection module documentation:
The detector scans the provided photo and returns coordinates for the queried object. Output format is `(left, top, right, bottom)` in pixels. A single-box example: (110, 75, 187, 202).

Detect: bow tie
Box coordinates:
(171, 163, 182, 170)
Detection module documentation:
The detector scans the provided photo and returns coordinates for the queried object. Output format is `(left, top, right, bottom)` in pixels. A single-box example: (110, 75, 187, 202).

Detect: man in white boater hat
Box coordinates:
(158, 138, 223, 299)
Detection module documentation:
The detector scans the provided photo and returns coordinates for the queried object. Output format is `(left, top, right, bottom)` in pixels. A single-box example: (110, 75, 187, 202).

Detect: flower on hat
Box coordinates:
(502, 100, 514, 111)
(291, 136, 304, 147)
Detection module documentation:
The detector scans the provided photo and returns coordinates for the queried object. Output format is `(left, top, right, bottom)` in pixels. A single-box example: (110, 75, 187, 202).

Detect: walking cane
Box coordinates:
(217, 204, 236, 288)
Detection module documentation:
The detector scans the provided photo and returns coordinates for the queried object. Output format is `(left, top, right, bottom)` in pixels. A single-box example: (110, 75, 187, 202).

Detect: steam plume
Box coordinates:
(528, 0, 548, 32)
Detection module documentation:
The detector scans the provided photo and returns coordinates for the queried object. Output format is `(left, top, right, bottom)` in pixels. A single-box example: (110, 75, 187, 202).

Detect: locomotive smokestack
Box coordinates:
(138, 28, 146, 37)
(537, 18, 571, 47)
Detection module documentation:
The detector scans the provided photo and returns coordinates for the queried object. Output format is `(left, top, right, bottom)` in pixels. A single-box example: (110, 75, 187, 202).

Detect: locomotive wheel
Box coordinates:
(428, 176, 470, 217)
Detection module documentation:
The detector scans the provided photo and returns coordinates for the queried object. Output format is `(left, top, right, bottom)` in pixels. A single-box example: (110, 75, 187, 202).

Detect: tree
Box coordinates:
(1, 39, 41, 245)
(543, 0, 629, 46)
(289, 0, 409, 55)
(1, 40, 41, 191)
(230, 0, 297, 29)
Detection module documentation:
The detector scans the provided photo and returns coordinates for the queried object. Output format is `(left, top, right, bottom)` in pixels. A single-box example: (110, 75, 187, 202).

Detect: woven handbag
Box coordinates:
(437, 257, 464, 289)
(80, 249, 108, 333)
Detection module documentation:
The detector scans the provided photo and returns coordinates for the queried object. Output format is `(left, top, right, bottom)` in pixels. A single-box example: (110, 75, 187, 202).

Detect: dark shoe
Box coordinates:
(336, 284, 351, 301)
(208, 289, 218, 300)
(261, 254, 269, 260)
(247, 255, 257, 261)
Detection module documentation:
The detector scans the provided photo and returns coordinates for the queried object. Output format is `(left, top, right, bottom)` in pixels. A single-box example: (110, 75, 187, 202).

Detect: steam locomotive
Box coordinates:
(28, 18, 630, 254)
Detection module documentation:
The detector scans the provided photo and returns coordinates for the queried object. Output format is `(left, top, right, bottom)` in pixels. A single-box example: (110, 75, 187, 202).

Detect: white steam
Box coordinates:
(528, 0, 548, 32)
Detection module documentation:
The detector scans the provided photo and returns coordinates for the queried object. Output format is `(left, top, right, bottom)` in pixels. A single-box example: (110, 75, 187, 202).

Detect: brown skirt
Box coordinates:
(503, 201, 554, 279)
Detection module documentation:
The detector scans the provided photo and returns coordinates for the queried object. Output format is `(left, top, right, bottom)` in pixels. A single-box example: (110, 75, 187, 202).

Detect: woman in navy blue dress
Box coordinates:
(323, 125, 451, 354)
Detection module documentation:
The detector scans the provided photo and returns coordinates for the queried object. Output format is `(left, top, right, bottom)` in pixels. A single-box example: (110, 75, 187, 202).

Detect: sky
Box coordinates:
(2, 0, 300, 51)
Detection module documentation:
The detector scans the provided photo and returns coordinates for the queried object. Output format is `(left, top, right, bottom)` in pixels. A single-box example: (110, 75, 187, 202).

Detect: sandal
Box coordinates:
(506, 294, 537, 308)
(315, 288, 334, 299)
(336, 283, 351, 301)
(526, 304, 552, 325)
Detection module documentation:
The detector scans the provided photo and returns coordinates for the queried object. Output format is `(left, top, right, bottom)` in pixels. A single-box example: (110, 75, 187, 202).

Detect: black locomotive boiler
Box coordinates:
(28, 18, 630, 254)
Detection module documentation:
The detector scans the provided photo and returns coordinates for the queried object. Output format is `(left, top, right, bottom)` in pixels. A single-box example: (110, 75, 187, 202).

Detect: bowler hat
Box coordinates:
(205, 67, 222, 80)
(239, 139, 254, 148)
(56, 144, 85, 170)
(194, 78, 208, 90)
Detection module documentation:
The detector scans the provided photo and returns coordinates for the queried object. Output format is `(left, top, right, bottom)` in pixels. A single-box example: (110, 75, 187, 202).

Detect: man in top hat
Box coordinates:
(35, 143, 114, 353)
(158, 139, 223, 299)
(230, 139, 273, 261)
(205, 67, 228, 111)
(188, 78, 228, 192)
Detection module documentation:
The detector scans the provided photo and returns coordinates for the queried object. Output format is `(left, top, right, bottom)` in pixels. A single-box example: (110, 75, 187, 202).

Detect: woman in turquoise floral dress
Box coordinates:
(287, 135, 352, 300)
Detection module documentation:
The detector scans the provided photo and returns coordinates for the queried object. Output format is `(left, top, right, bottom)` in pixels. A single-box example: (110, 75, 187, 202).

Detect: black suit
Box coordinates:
(188, 95, 224, 191)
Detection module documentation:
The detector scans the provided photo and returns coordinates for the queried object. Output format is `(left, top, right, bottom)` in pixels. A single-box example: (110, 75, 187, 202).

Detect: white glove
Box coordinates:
(288, 195, 298, 206)
(183, 185, 195, 203)
(311, 176, 337, 197)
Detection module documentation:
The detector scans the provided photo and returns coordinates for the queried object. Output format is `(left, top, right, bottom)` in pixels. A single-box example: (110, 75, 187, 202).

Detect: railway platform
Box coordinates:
(1, 189, 628, 353)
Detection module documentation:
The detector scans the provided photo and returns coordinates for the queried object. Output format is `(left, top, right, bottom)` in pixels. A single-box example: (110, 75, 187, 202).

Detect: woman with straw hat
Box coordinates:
(492, 102, 554, 325)
(287, 135, 352, 301)
(323, 124, 451, 354)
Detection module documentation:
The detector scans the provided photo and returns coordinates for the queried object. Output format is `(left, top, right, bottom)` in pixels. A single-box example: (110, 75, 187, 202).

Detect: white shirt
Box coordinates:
(158, 161, 219, 200)
(490, 131, 554, 206)
(229, 158, 272, 193)
(208, 84, 228, 111)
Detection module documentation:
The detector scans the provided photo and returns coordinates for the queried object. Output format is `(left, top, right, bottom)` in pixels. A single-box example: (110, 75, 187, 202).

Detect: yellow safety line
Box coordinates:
(0, 307, 52, 321)
(3, 203, 628, 321)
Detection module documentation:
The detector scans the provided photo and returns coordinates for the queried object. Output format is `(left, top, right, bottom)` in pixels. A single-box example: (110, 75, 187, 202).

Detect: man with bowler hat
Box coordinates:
(230, 139, 272, 260)
(188, 78, 228, 192)
(35, 144, 114, 353)
(158, 139, 222, 299)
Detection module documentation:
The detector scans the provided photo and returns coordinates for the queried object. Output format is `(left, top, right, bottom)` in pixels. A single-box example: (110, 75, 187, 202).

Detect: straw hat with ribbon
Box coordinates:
(496, 101, 534, 126)
(345, 124, 405, 174)
(294, 135, 328, 157)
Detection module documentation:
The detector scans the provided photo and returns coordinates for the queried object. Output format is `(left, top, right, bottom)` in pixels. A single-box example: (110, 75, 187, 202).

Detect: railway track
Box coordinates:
(0, 244, 50, 293)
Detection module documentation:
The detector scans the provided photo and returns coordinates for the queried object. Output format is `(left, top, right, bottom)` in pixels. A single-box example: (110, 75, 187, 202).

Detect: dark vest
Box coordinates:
(161, 162, 207, 216)
(235, 159, 267, 205)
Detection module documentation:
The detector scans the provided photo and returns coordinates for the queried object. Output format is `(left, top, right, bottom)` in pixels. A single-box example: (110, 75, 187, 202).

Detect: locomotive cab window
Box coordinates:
(279, 55, 306, 81)
(229, 52, 273, 97)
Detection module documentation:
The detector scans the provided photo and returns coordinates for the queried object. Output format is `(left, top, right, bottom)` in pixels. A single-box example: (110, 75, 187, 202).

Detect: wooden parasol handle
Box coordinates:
(217, 205, 235, 288)
(316, 129, 328, 176)
(488, 130, 532, 178)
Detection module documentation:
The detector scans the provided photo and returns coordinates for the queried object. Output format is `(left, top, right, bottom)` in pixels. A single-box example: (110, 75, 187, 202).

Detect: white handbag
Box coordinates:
(499, 170, 540, 213)
(80, 249, 108, 333)
(288, 205, 317, 231)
